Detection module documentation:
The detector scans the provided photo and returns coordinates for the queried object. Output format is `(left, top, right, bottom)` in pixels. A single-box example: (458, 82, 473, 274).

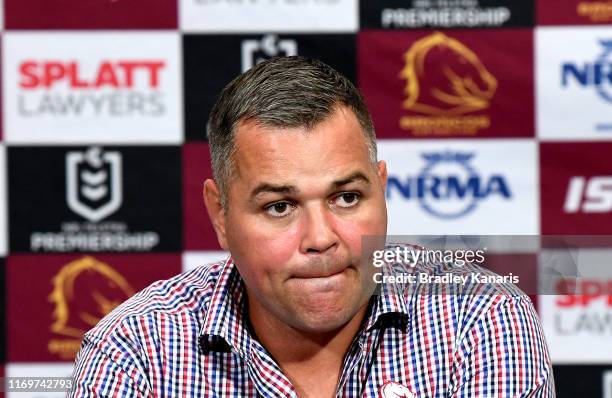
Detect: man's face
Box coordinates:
(210, 106, 387, 333)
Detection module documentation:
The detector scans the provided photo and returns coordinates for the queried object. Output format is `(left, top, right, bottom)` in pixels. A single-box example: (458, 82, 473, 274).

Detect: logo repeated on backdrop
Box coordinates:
(3, 32, 181, 144)
(380, 140, 538, 234)
(6, 254, 181, 362)
(553, 366, 612, 398)
(539, 249, 612, 363)
(537, 27, 612, 140)
(538, 0, 612, 25)
(360, 0, 533, 29)
(8, 146, 182, 252)
(5, 0, 177, 29)
(180, 0, 357, 32)
(182, 143, 221, 250)
(183, 34, 356, 140)
(359, 29, 534, 138)
(541, 143, 612, 234)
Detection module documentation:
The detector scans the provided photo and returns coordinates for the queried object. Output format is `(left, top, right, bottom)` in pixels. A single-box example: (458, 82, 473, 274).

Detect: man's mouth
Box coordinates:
(290, 262, 351, 279)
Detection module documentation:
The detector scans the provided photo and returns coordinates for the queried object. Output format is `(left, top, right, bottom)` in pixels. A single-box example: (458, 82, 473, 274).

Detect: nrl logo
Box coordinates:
(66, 146, 122, 222)
(241, 34, 297, 72)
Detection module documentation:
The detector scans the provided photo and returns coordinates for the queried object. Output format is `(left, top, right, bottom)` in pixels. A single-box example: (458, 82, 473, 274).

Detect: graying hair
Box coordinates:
(206, 56, 377, 209)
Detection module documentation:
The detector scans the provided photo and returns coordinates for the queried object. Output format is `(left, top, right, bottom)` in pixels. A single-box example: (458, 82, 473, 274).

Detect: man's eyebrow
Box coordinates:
(249, 172, 371, 201)
(250, 183, 298, 200)
(332, 172, 371, 188)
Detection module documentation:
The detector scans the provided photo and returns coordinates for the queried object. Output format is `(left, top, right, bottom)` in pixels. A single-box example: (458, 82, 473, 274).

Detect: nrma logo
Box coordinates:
(561, 40, 612, 103)
(386, 151, 512, 219)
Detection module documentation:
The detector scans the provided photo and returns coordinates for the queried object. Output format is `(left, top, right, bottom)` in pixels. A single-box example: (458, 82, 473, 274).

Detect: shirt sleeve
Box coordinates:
(68, 333, 152, 398)
(450, 295, 556, 398)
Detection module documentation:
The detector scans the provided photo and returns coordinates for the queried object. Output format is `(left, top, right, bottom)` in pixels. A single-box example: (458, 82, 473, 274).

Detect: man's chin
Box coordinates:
(284, 296, 370, 334)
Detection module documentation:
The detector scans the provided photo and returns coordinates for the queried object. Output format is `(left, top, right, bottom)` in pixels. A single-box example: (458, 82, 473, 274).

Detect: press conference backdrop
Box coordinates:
(0, 0, 611, 396)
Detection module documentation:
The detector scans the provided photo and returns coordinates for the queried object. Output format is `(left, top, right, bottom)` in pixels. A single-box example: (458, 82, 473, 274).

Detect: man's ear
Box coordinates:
(376, 160, 388, 193)
(203, 179, 229, 250)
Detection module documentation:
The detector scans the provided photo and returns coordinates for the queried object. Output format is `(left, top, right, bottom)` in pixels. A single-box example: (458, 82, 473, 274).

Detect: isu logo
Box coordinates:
(241, 34, 297, 72)
(399, 32, 497, 135)
(66, 146, 122, 222)
(564, 176, 612, 213)
(48, 256, 134, 359)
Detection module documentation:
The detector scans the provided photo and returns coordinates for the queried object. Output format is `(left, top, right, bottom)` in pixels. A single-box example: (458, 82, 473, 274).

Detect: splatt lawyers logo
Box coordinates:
(241, 34, 297, 72)
(66, 147, 122, 223)
(400, 32, 497, 135)
(3, 32, 181, 144)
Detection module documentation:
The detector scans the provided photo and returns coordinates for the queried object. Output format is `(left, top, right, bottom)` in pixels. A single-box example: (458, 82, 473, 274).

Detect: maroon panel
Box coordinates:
(358, 29, 534, 139)
(538, 0, 612, 25)
(7, 254, 181, 362)
(5, 0, 177, 29)
(183, 143, 221, 250)
(541, 142, 612, 234)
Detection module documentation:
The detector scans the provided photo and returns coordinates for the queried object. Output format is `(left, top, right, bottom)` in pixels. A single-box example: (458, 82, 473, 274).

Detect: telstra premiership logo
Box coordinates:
(387, 151, 512, 219)
(66, 146, 122, 222)
(399, 32, 497, 135)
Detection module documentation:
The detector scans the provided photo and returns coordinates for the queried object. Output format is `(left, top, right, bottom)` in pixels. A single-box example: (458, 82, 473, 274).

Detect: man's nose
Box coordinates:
(299, 203, 338, 254)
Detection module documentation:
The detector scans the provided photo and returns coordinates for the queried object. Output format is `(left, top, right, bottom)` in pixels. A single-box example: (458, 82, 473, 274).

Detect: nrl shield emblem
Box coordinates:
(66, 147, 122, 222)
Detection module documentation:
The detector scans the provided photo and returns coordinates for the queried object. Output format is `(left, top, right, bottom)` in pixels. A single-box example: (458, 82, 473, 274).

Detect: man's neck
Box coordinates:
(245, 296, 371, 397)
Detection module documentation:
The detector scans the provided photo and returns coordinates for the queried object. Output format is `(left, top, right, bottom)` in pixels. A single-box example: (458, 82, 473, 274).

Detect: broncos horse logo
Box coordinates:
(49, 256, 135, 339)
(400, 32, 497, 116)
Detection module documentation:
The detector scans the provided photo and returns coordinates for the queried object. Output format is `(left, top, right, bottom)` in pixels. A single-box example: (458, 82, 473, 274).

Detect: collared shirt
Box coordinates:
(69, 253, 555, 397)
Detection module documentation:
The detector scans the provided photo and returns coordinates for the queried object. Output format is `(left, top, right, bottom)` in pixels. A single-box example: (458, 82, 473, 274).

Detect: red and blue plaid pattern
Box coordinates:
(69, 254, 555, 397)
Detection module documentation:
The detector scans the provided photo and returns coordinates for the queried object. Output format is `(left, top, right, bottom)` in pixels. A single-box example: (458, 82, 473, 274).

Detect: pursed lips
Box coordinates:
(290, 261, 351, 279)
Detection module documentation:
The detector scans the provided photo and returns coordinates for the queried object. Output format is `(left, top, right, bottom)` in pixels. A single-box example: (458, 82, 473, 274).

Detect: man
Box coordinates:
(69, 56, 555, 397)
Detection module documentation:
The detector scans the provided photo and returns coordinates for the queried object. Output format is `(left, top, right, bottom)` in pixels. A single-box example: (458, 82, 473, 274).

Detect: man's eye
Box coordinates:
(264, 202, 294, 217)
(334, 192, 360, 208)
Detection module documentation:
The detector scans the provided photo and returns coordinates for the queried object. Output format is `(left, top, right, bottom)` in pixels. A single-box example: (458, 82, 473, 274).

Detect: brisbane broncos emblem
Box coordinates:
(399, 32, 497, 135)
(48, 256, 134, 358)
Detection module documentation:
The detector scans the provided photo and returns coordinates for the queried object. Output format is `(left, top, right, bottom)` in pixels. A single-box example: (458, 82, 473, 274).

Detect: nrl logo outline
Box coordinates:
(66, 146, 122, 223)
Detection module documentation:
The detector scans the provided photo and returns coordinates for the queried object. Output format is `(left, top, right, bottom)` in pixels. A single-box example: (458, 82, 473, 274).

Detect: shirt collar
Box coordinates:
(199, 256, 412, 357)
(200, 256, 252, 359)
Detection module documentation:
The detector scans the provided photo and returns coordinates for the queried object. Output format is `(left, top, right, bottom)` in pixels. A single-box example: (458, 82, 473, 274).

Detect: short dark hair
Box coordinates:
(207, 55, 377, 208)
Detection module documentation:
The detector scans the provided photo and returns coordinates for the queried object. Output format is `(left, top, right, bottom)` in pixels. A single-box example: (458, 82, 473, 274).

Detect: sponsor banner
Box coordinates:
(538, 0, 612, 25)
(380, 139, 538, 234)
(359, 29, 534, 139)
(5, 363, 75, 398)
(6, 254, 181, 362)
(537, 27, 612, 140)
(183, 251, 229, 273)
(0, 146, 6, 256)
(183, 143, 222, 250)
(539, 249, 612, 363)
(554, 366, 612, 397)
(540, 142, 612, 234)
(5, 0, 176, 29)
(183, 33, 356, 140)
(8, 146, 182, 253)
(3, 32, 181, 144)
(180, 0, 357, 33)
(361, 0, 533, 29)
